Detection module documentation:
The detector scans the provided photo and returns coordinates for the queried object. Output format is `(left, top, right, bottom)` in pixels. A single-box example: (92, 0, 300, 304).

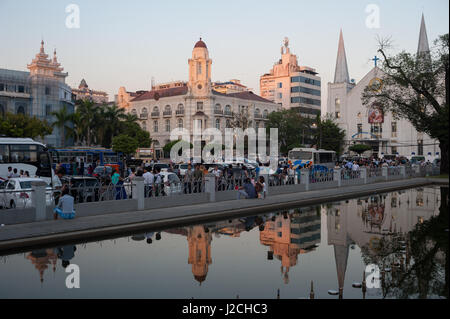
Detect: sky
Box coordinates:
(0, 0, 449, 113)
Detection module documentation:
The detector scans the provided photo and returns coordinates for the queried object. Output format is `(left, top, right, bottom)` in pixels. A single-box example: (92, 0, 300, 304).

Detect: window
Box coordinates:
(18, 85, 25, 93)
(165, 119, 170, 132)
(131, 109, 137, 115)
(226, 119, 231, 128)
(225, 105, 231, 115)
(357, 124, 362, 134)
(16, 106, 25, 115)
(277, 82, 282, 88)
(391, 122, 397, 137)
(0, 145, 9, 163)
(263, 110, 268, 118)
(45, 105, 52, 116)
(142, 121, 147, 130)
(335, 98, 340, 111)
(371, 124, 382, 138)
(197, 62, 202, 75)
(335, 111, 340, 118)
(142, 107, 148, 114)
(153, 106, 159, 113)
(418, 140, 423, 155)
(291, 86, 321, 96)
(195, 119, 203, 130)
(153, 120, 158, 132)
(178, 118, 183, 129)
(290, 97, 321, 106)
(0, 83, 4, 91)
(197, 102, 203, 111)
(0, 104, 5, 117)
(215, 119, 220, 129)
(278, 93, 282, 99)
(291, 76, 321, 86)
(391, 146, 397, 154)
(45, 87, 50, 95)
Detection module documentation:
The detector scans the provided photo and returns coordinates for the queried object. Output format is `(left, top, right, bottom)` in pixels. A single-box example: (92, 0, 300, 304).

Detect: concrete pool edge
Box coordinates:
(0, 177, 447, 254)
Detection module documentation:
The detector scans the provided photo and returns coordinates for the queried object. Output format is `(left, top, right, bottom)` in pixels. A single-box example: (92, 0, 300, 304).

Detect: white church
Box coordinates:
(326, 14, 440, 160)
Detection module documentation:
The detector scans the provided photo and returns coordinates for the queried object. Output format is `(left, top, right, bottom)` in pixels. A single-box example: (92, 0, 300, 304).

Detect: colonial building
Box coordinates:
(121, 39, 280, 158)
(72, 79, 108, 104)
(326, 16, 439, 158)
(260, 37, 321, 118)
(0, 41, 74, 147)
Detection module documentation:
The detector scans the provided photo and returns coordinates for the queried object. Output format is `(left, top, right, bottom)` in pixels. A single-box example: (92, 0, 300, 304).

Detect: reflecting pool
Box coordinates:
(0, 186, 447, 299)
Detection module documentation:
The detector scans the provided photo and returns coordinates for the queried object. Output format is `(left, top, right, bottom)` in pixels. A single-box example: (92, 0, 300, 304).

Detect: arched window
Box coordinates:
(214, 103, 222, 114)
(225, 105, 231, 115)
(165, 119, 171, 132)
(153, 106, 159, 113)
(164, 105, 172, 116)
(17, 105, 25, 115)
(263, 110, 268, 118)
(131, 109, 137, 115)
(254, 108, 261, 117)
(215, 119, 220, 129)
(178, 118, 183, 129)
(226, 119, 231, 128)
(153, 120, 158, 132)
(142, 107, 148, 114)
(142, 121, 147, 130)
(335, 98, 341, 118)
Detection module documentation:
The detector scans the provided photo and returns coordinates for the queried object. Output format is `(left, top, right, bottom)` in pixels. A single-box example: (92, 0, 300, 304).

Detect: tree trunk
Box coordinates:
(439, 140, 448, 175)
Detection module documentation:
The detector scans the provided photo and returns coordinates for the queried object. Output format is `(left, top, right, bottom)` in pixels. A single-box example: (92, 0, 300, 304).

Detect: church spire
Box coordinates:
(417, 13, 430, 58)
(334, 29, 350, 83)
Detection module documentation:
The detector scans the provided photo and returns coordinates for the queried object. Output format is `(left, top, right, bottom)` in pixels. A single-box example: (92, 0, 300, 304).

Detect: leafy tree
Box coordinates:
(51, 105, 73, 147)
(349, 144, 372, 155)
(362, 34, 449, 173)
(0, 112, 52, 139)
(112, 134, 139, 156)
(313, 114, 346, 155)
(230, 107, 253, 130)
(163, 140, 193, 154)
(266, 109, 310, 154)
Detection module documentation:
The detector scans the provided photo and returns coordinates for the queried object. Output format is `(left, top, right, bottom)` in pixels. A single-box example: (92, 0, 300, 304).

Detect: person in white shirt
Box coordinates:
(352, 162, 360, 171)
(142, 167, 154, 197)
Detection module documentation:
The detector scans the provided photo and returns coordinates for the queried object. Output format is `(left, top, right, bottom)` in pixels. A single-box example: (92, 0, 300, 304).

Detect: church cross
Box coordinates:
(372, 55, 380, 67)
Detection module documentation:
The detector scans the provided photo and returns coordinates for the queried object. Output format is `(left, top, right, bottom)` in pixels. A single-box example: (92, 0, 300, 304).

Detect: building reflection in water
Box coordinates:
(19, 186, 442, 297)
(260, 208, 321, 284)
(326, 187, 440, 298)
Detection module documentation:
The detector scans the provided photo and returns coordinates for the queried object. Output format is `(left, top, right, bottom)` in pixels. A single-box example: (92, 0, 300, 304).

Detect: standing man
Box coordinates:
(143, 167, 154, 197)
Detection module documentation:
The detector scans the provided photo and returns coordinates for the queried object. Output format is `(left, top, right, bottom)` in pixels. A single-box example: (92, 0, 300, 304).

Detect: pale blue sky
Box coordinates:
(1, 0, 448, 110)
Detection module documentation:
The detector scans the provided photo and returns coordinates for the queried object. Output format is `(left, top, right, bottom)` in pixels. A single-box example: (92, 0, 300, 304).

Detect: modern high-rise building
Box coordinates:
(260, 37, 321, 118)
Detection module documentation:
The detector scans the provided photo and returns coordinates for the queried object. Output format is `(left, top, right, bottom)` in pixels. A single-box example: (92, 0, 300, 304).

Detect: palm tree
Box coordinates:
(70, 111, 85, 145)
(51, 105, 73, 147)
(76, 100, 99, 146)
(98, 104, 127, 147)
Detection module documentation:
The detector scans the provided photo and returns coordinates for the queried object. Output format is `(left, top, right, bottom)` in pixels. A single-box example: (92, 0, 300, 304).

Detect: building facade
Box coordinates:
(260, 37, 321, 118)
(121, 39, 280, 158)
(72, 79, 108, 104)
(212, 79, 249, 94)
(0, 41, 74, 147)
(326, 16, 439, 158)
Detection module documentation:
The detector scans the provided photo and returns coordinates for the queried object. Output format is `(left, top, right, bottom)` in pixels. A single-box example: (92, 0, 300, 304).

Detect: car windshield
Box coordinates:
(180, 164, 188, 169)
(19, 181, 32, 189)
(155, 164, 169, 169)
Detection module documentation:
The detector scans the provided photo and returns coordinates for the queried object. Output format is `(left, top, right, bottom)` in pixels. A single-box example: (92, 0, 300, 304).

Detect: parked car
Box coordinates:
(149, 163, 170, 172)
(174, 163, 192, 176)
(60, 176, 100, 203)
(0, 178, 53, 209)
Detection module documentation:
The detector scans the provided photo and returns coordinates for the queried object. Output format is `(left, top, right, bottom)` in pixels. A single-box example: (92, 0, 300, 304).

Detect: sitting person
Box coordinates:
(54, 186, 75, 220)
(237, 178, 257, 199)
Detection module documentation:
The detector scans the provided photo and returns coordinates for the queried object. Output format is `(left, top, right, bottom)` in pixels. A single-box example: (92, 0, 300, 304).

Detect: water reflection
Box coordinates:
(1, 186, 446, 299)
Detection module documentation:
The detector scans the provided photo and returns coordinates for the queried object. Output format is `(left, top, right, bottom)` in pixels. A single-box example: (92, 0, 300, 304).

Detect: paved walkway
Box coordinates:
(0, 177, 445, 253)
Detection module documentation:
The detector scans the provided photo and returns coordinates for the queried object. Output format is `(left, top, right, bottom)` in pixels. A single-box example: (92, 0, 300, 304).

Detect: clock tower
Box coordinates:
(188, 38, 212, 97)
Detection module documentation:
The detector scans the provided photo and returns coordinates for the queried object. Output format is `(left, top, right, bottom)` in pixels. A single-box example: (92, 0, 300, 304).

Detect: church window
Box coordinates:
(417, 140, 423, 155)
(391, 122, 397, 137)
(335, 98, 340, 118)
(357, 124, 362, 134)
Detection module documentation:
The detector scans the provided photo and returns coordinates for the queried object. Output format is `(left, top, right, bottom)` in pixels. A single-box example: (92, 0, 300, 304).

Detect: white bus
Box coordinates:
(0, 138, 54, 185)
(287, 148, 336, 170)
